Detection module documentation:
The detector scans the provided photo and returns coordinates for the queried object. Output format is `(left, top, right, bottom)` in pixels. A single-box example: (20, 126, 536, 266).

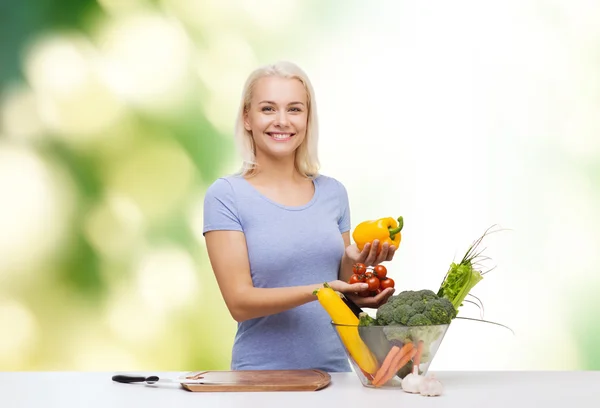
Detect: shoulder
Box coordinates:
(203, 175, 245, 230)
(314, 174, 348, 195)
(203, 175, 247, 214)
(205, 175, 244, 198)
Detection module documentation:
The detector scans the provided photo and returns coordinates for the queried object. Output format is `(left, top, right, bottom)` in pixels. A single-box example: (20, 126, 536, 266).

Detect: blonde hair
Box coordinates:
(234, 61, 320, 178)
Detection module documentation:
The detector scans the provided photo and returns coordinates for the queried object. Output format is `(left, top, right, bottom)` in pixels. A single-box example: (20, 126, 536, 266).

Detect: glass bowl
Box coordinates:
(332, 321, 450, 388)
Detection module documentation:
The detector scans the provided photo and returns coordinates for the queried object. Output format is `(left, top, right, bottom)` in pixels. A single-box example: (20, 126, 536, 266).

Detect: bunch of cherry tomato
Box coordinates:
(348, 263, 395, 297)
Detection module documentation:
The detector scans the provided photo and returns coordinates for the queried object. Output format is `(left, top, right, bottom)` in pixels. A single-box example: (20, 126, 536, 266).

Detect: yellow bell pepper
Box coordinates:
(352, 216, 404, 254)
(313, 283, 379, 377)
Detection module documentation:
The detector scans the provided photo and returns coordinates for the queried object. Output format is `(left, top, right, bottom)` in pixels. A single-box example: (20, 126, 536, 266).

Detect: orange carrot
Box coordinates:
(371, 345, 401, 384)
(373, 347, 417, 387)
(372, 342, 414, 386)
(413, 340, 425, 368)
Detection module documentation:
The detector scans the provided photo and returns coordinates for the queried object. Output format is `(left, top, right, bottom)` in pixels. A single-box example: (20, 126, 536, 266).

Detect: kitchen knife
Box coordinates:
(340, 293, 364, 317)
(111, 374, 235, 385)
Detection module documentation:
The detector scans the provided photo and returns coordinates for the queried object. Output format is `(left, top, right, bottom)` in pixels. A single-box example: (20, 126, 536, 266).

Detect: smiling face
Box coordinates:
(243, 76, 309, 164)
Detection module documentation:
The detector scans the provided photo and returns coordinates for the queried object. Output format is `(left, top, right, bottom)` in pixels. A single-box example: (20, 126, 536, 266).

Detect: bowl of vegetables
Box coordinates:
(315, 224, 512, 391)
(331, 290, 452, 388)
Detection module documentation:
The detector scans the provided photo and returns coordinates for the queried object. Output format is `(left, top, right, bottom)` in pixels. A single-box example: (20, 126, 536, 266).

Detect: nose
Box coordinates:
(274, 111, 289, 127)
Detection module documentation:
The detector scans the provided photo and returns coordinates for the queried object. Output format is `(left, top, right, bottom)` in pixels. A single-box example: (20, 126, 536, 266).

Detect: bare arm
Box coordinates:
(339, 232, 356, 282)
(205, 230, 367, 322)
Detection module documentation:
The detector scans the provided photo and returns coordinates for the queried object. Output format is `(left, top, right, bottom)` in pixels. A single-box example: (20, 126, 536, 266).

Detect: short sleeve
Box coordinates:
(336, 180, 351, 234)
(203, 178, 243, 235)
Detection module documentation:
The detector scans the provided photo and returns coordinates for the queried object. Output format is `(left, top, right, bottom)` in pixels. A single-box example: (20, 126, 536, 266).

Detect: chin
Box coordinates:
(270, 149, 299, 159)
(257, 145, 299, 160)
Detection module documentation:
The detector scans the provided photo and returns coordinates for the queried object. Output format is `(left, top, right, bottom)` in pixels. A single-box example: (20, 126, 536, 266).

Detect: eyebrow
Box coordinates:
(258, 100, 306, 106)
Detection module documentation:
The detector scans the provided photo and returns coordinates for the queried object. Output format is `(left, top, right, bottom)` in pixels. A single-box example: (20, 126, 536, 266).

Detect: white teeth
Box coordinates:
(269, 133, 292, 140)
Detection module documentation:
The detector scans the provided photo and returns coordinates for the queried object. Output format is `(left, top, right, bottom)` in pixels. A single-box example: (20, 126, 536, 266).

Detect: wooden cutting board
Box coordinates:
(180, 369, 331, 392)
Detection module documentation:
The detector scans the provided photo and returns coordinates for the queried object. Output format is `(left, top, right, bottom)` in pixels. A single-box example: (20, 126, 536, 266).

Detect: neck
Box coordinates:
(251, 152, 303, 183)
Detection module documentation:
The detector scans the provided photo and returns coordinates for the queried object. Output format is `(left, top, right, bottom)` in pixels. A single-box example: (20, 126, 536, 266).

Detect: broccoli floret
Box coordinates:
(392, 304, 415, 325)
(411, 301, 426, 313)
(374, 301, 396, 325)
(358, 312, 376, 327)
(382, 325, 412, 346)
(375, 290, 456, 326)
(425, 299, 457, 324)
(417, 289, 438, 300)
(406, 313, 432, 326)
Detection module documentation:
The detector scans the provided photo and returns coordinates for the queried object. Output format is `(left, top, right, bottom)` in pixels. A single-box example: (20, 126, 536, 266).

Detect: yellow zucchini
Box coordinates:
(314, 283, 379, 376)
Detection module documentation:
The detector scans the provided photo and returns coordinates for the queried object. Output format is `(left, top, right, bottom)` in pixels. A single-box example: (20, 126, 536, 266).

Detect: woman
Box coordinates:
(203, 61, 396, 372)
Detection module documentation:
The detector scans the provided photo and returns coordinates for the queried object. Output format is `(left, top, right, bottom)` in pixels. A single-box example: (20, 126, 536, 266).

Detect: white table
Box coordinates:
(2, 371, 599, 407)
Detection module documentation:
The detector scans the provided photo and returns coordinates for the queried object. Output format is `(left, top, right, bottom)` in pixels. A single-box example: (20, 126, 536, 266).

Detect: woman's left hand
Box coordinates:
(347, 287, 395, 309)
(345, 239, 396, 266)
(329, 280, 395, 309)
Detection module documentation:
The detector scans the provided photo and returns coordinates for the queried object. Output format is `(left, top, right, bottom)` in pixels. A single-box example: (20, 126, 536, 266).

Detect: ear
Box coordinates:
(243, 110, 251, 131)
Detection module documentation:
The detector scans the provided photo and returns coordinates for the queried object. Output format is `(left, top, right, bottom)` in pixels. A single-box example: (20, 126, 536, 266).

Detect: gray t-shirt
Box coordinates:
(203, 173, 352, 372)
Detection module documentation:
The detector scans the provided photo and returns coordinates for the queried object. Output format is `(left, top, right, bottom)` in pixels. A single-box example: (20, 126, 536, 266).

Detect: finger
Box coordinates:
(351, 287, 395, 309)
(382, 287, 395, 301)
(328, 280, 367, 294)
(364, 240, 379, 265)
(375, 242, 390, 265)
(386, 246, 396, 262)
(352, 296, 380, 309)
(358, 243, 371, 263)
(351, 243, 370, 264)
(346, 282, 369, 293)
(373, 287, 395, 306)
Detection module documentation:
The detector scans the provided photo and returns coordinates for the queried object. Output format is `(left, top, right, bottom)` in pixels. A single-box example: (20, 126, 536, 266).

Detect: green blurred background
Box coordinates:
(1, 0, 599, 372)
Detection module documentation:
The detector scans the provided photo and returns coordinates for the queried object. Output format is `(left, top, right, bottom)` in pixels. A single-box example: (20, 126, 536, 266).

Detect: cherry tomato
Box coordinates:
(358, 290, 371, 297)
(353, 263, 367, 275)
(380, 277, 395, 290)
(349, 274, 362, 284)
(365, 272, 373, 279)
(366, 276, 380, 291)
(373, 265, 387, 279)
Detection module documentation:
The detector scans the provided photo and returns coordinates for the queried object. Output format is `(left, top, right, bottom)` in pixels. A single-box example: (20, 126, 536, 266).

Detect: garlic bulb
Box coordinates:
(418, 374, 443, 397)
(401, 366, 423, 394)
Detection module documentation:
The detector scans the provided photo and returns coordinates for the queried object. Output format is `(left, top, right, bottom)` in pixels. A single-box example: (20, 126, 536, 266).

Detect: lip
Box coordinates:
(266, 132, 295, 142)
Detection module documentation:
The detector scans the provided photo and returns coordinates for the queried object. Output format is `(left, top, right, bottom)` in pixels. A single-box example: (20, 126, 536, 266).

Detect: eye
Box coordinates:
(261, 106, 274, 112)
(289, 107, 302, 112)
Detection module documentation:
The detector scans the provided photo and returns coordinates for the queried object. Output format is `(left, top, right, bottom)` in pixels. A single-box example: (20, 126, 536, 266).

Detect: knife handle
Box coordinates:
(341, 295, 364, 317)
(112, 375, 158, 384)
